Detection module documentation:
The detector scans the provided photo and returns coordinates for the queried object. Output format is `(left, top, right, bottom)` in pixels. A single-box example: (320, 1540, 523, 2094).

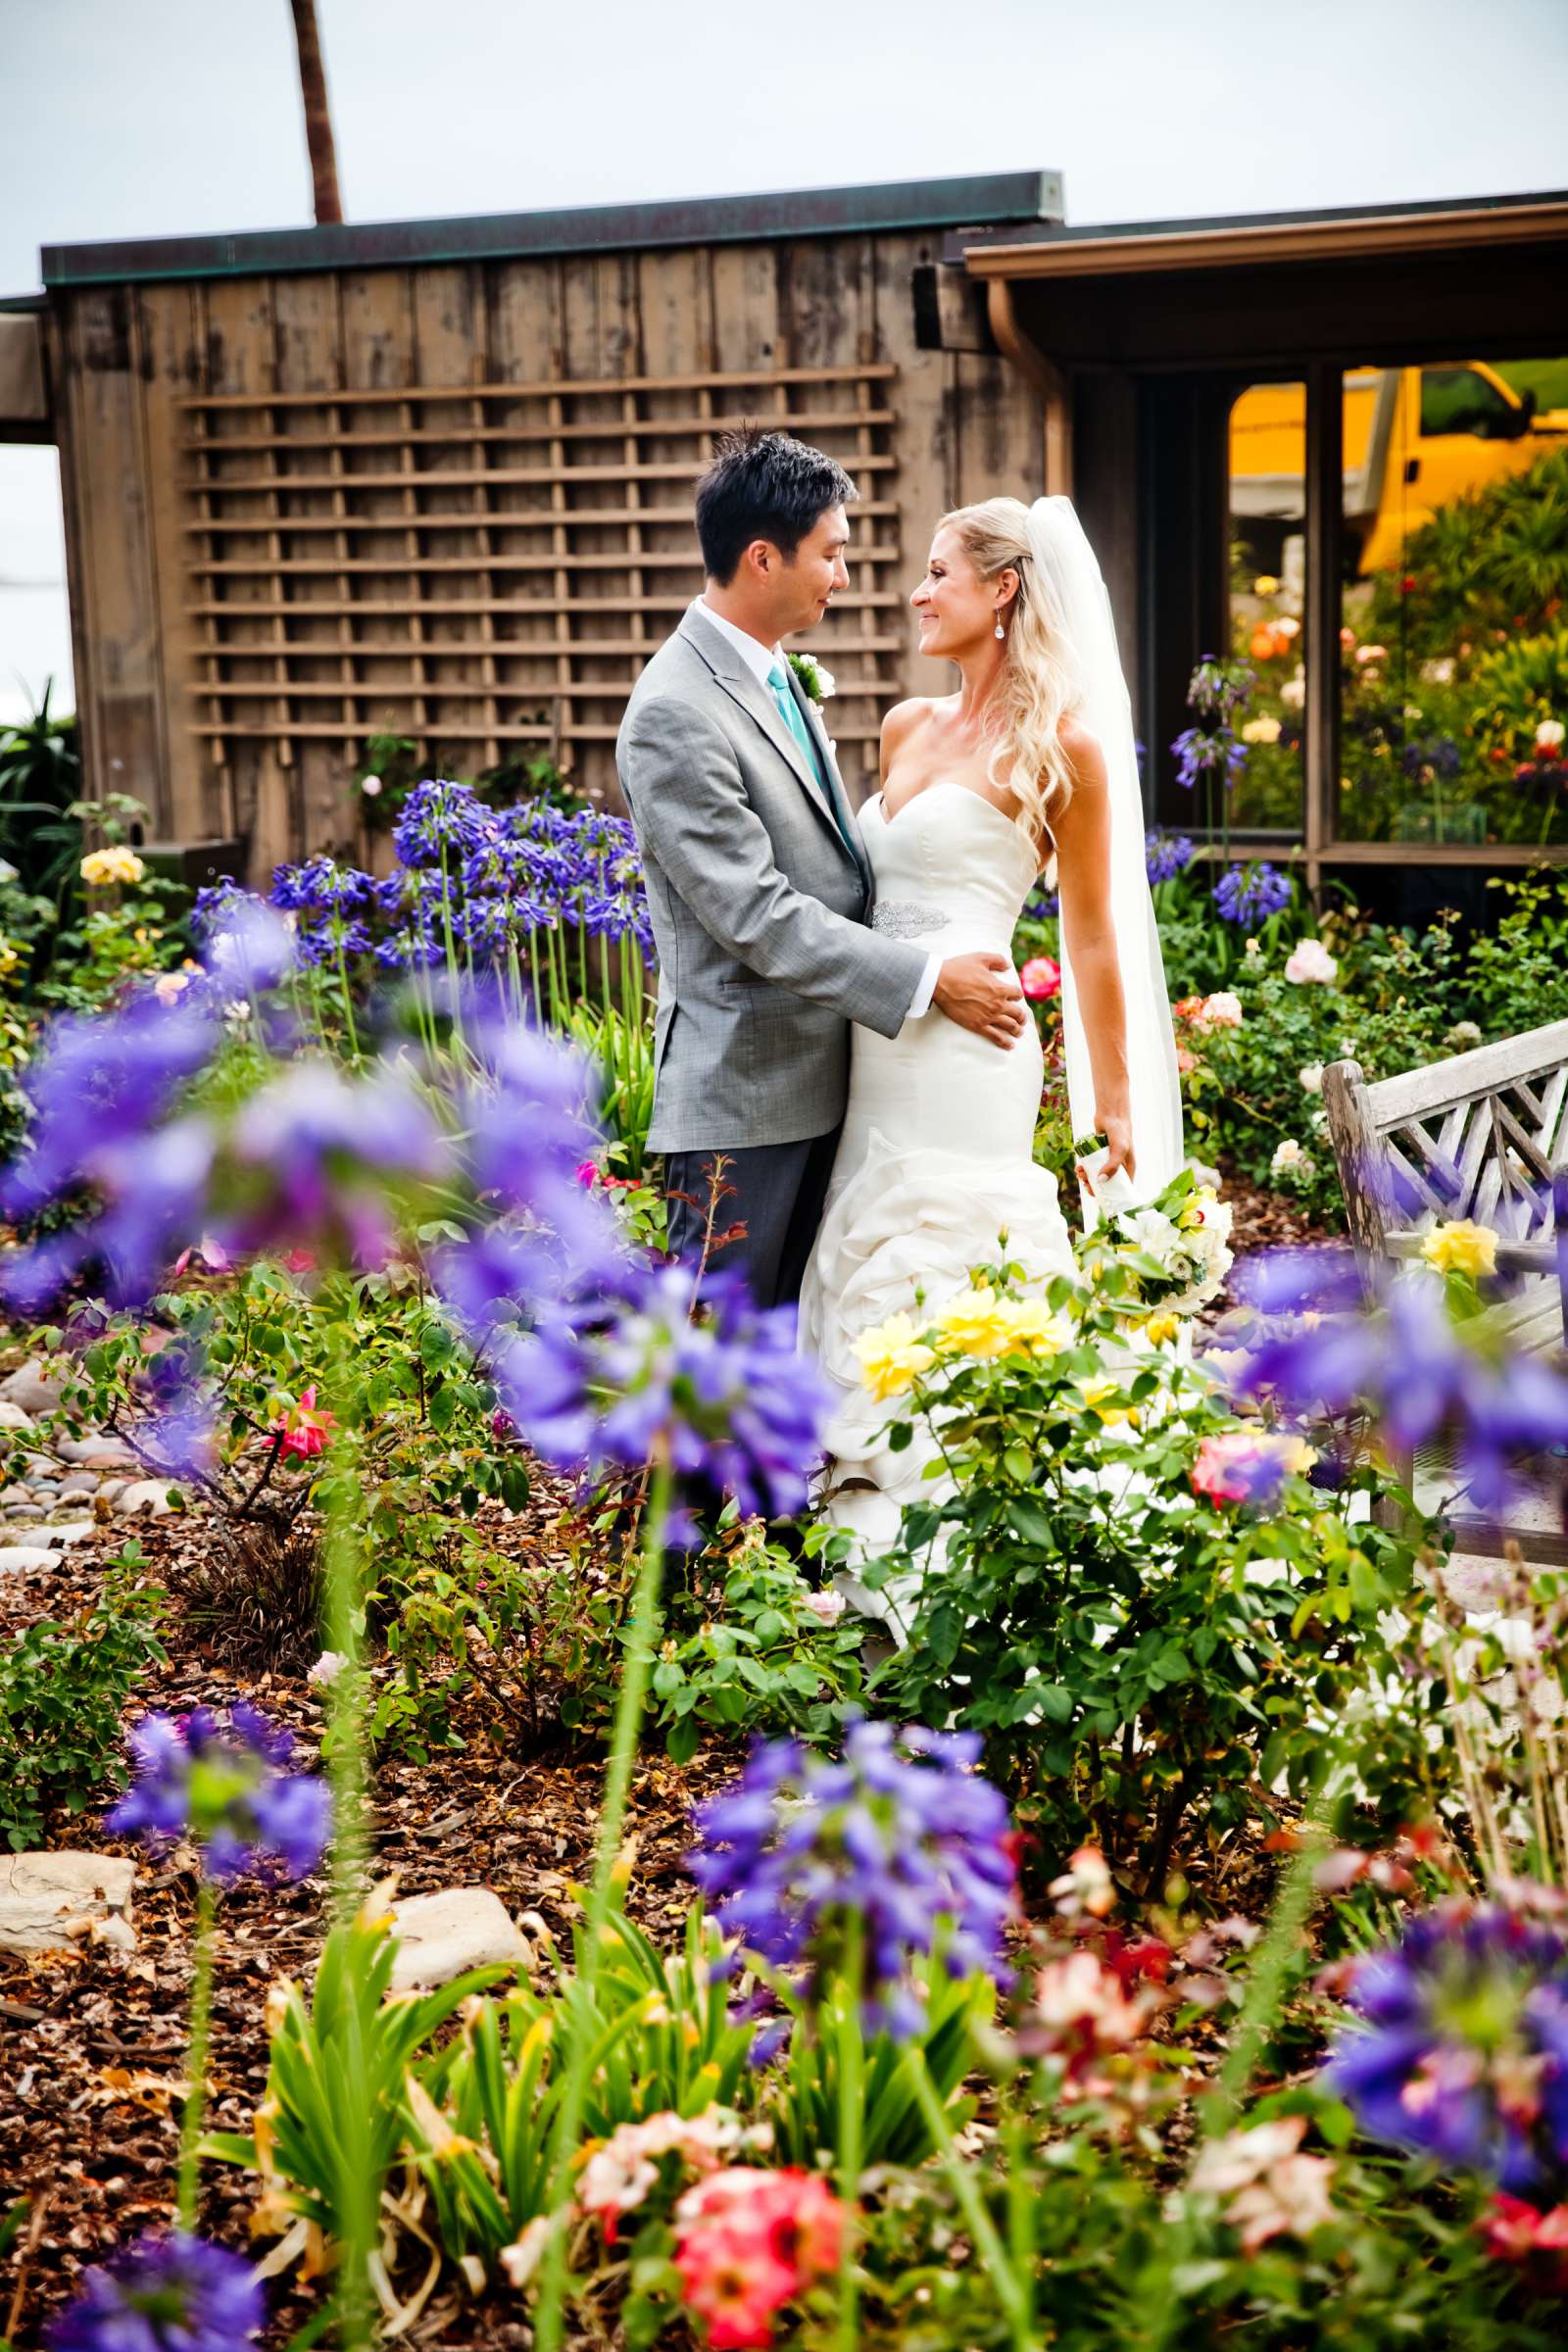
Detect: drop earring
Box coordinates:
(994, 617, 1005, 640)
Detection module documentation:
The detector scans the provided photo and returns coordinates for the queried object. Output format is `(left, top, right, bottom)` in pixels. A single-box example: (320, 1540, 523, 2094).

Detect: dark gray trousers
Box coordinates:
(662, 1131, 841, 1309)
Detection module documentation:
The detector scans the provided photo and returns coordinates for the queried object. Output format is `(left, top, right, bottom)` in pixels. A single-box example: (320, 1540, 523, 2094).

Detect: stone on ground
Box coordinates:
(115, 1481, 174, 1516)
(385, 1886, 531, 1992)
(0, 1545, 57, 1574)
(0, 1400, 34, 1432)
(0, 1851, 138, 1955)
(0, 1359, 66, 1416)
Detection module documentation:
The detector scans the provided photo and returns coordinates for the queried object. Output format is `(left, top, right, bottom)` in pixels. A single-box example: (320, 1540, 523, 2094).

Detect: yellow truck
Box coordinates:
(1228, 362, 1568, 576)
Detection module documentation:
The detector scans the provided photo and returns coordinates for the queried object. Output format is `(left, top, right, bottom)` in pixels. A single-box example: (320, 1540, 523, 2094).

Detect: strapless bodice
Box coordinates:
(863, 781, 1040, 949)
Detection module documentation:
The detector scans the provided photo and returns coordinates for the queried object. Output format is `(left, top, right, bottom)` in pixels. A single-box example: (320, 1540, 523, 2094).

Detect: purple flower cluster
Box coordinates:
(0, 987, 222, 1314)
(1172, 725, 1248, 794)
(687, 1718, 1016, 2040)
(449, 1255, 829, 1529)
(1212, 860, 1293, 926)
(1188, 654, 1256, 720)
(1325, 1900, 1568, 2196)
(262, 786, 653, 977)
(47, 2231, 264, 2352)
(1229, 1250, 1568, 1513)
(1145, 829, 1196, 885)
(108, 1703, 330, 1885)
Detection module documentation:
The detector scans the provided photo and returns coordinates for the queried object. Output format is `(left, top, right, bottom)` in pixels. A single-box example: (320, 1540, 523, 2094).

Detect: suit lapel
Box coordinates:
(679, 604, 848, 850)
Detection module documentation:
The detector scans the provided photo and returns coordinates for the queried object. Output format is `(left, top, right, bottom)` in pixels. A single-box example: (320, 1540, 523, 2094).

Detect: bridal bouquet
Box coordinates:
(1079, 1163, 1235, 1319)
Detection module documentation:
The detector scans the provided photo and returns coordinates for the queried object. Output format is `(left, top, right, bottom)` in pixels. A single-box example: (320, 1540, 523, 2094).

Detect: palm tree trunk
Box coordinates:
(288, 0, 344, 225)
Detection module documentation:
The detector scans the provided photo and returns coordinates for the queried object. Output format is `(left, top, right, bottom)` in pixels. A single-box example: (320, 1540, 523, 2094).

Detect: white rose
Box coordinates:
(1124, 1208, 1182, 1261)
(1240, 715, 1282, 745)
(1285, 939, 1338, 985)
(361, 775, 383, 797)
(1421, 657, 1454, 686)
(1536, 718, 1564, 753)
(1298, 1062, 1324, 1094)
(1200, 991, 1244, 1028)
(812, 662, 836, 701)
(1279, 674, 1306, 710)
(1271, 1139, 1314, 1177)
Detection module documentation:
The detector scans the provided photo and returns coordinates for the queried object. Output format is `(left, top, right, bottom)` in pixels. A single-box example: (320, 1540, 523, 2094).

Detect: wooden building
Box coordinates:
(12, 173, 1056, 881)
(6, 174, 1567, 899)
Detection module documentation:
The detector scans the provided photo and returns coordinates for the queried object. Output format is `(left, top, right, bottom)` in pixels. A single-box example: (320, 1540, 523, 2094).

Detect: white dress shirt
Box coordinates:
(697, 599, 939, 1019)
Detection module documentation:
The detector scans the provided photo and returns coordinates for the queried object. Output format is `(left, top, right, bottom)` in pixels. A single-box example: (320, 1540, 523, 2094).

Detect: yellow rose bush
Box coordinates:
(843, 1239, 1432, 1894)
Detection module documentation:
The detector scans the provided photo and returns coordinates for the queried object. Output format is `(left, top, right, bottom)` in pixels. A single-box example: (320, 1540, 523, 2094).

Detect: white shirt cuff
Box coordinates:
(905, 952, 942, 1022)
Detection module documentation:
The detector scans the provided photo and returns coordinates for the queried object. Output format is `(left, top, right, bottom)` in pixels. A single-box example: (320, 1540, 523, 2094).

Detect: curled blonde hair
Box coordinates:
(939, 497, 1086, 853)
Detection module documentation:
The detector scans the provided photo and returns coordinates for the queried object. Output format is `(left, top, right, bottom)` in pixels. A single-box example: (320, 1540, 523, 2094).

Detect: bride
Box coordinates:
(798, 495, 1183, 1600)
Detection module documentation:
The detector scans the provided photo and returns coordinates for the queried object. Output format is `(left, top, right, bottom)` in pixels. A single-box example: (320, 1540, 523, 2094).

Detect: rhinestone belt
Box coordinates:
(871, 900, 948, 941)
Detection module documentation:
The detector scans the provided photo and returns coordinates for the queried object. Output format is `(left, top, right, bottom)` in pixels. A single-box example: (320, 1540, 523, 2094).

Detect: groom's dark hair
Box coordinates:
(695, 428, 857, 583)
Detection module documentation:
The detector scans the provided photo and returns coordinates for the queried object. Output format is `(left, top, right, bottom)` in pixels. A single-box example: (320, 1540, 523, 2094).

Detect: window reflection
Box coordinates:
(1225, 381, 1305, 830)
(1340, 357, 1568, 845)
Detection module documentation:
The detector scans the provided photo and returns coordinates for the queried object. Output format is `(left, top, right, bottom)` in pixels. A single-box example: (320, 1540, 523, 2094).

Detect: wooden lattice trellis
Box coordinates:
(175, 365, 902, 781)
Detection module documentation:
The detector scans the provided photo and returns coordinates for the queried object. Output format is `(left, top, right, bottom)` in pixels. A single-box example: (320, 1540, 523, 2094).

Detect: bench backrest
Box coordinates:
(1322, 1017, 1568, 1349)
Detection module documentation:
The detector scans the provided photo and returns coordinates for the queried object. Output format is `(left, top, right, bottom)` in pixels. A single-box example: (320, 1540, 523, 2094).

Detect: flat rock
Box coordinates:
(0, 1359, 66, 1416)
(385, 1886, 530, 1993)
(0, 1851, 137, 1955)
(115, 1480, 174, 1516)
(0, 1545, 56, 1573)
(0, 1400, 35, 1432)
(40, 1519, 96, 1547)
(58, 1438, 137, 1470)
(58, 1472, 99, 1496)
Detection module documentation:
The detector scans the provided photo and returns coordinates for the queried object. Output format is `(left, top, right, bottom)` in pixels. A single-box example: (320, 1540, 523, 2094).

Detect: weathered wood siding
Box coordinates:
(52, 232, 1043, 882)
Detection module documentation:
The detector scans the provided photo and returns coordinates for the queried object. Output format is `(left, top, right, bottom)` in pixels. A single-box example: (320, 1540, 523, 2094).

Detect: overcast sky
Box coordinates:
(4, 0, 1567, 722)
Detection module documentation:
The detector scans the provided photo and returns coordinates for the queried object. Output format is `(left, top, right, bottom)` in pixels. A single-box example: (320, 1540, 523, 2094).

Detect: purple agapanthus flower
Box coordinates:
(471, 1258, 830, 1526)
(1188, 655, 1256, 720)
(268, 855, 374, 918)
(392, 778, 498, 869)
(1226, 1251, 1568, 1513)
(189, 878, 255, 950)
(222, 1059, 452, 1268)
(108, 1703, 329, 1885)
(687, 1717, 1017, 2040)
(1324, 1901, 1568, 2196)
(1145, 830, 1196, 885)
(46, 2230, 265, 2352)
(1212, 861, 1293, 926)
(1172, 726, 1247, 793)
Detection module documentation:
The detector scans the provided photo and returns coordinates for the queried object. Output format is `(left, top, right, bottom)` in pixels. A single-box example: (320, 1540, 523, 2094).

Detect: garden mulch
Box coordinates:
(0, 1177, 1328, 2344)
(0, 1494, 737, 2349)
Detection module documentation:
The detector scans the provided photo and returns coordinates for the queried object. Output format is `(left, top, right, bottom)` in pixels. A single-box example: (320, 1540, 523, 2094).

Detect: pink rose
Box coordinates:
(1019, 956, 1062, 1003)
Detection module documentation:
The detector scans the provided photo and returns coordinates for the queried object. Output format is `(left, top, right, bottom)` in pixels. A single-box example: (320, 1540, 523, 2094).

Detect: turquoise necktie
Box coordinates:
(766, 662, 820, 767)
(766, 662, 856, 857)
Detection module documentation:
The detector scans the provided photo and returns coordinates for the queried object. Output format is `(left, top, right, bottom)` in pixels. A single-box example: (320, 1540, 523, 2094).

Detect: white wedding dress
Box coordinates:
(798, 781, 1078, 1602)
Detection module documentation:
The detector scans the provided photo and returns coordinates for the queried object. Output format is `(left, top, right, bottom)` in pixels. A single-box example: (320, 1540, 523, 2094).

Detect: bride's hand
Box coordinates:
(1099, 1113, 1136, 1184)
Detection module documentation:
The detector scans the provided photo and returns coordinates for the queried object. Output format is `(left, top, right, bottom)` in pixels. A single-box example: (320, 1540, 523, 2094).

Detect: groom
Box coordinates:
(616, 429, 1026, 1307)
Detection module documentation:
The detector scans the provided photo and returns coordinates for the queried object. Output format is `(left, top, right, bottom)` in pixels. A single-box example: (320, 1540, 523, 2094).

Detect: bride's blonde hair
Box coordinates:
(939, 497, 1085, 852)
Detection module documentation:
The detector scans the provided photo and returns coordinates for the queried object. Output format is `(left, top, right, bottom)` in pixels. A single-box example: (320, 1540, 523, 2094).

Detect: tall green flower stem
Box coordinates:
(533, 1451, 674, 2352)
(175, 1877, 218, 2230)
(906, 2048, 1033, 2350)
(1135, 1749, 1339, 2352)
(318, 1333, 376, 2350)
(835, 1919, 866, 2352)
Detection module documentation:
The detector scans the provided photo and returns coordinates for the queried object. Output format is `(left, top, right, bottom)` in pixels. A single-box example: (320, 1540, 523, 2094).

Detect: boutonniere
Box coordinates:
(787, 652, 836, 707)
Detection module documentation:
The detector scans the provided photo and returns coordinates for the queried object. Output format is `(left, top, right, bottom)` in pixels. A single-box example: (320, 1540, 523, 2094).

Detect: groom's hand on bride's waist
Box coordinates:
(932, 953, 1029, 1049)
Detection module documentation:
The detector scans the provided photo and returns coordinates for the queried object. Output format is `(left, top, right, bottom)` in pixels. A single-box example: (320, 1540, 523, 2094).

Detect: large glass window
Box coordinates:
(1338, 356, 1568, 845)
(1225, 380, 1305, 831)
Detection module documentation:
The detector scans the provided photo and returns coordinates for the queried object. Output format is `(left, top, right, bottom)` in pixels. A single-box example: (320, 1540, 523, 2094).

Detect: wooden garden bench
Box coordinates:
(1323, 1017, 1568, 1566)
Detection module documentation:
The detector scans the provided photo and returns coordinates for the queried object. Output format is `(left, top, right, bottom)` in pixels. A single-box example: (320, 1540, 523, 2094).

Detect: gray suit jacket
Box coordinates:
(616, 600, 927, 1152)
